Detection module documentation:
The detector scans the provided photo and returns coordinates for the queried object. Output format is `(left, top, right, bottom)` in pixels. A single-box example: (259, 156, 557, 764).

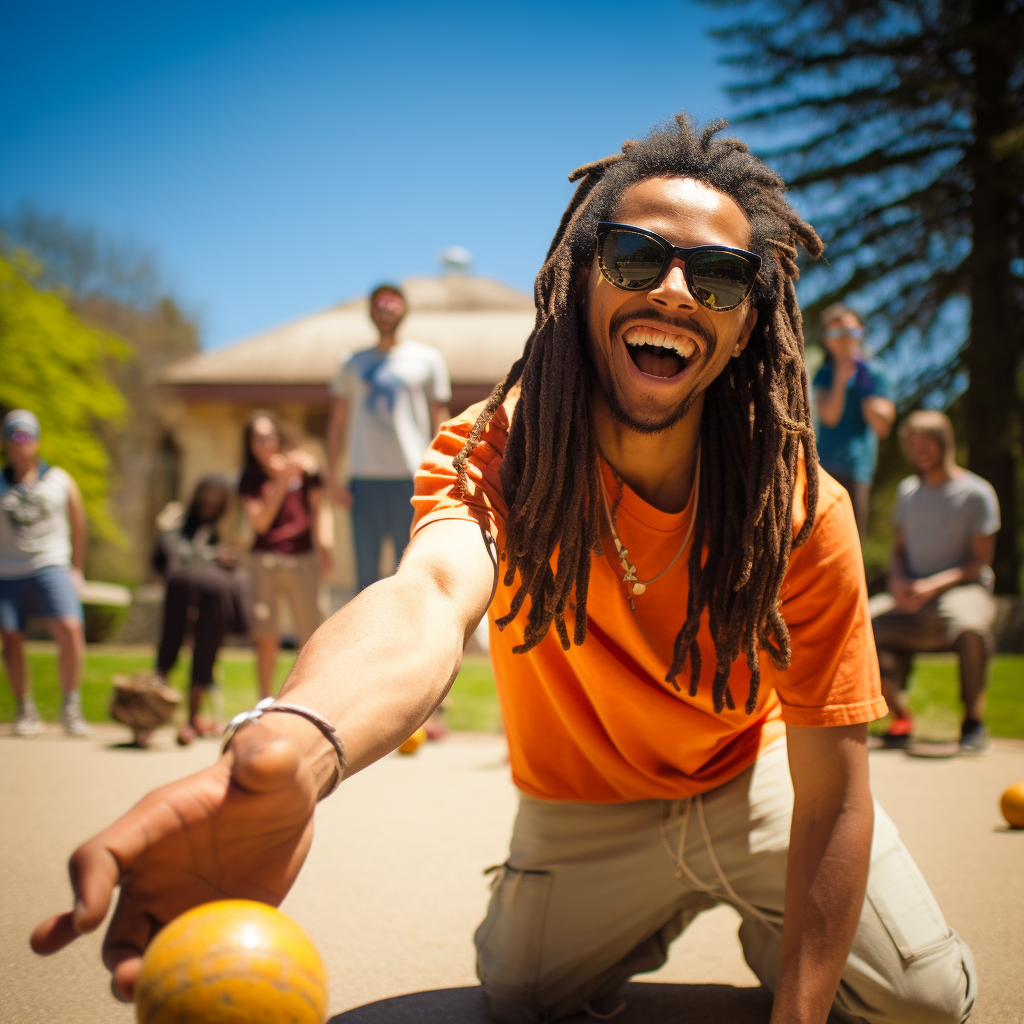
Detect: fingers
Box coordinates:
(30, 912, 80, 955)
(30, 839, 121, 955)
(103, 890, 158, 1002)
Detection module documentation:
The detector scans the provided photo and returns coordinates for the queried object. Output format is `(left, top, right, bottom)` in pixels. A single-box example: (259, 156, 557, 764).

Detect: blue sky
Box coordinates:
(1, 1, 739, 349)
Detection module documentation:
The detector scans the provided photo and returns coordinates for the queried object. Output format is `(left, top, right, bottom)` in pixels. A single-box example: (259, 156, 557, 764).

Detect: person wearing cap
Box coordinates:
(0, 409, 90, 736)
(812, 304, 896, 537)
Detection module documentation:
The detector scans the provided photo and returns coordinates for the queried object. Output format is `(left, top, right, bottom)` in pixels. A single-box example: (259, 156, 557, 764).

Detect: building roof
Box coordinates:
(162, 274, 537, 388)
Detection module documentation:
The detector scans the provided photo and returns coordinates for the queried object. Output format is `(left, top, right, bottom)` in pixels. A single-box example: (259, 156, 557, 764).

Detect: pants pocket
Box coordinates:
(866, 842, 951, 963)
(474, 864, 554, 1000)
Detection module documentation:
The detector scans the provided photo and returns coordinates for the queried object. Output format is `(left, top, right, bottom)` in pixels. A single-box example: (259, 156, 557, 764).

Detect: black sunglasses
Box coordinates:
(596, 222, 762, 312)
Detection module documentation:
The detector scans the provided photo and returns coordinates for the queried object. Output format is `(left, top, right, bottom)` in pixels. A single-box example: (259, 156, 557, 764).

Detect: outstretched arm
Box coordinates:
(66, 475, 87, 583)
(326, 397, 353, 508)
(31, 517, 496, 998)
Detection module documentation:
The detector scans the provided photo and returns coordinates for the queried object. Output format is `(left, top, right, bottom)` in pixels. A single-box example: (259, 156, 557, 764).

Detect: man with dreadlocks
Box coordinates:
(34, 117, 974, 1023)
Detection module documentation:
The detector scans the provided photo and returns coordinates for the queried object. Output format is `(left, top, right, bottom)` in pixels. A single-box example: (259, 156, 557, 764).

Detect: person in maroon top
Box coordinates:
(238, 411, 332, 697)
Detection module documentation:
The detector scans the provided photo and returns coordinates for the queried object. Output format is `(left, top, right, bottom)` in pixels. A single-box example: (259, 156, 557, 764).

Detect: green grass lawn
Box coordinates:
(0, 646, 504, 733)
(0, 646, 1019, 740)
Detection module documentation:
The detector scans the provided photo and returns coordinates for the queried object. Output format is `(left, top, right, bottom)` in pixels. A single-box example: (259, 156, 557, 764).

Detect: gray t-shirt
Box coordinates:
(894, 470, 1000, 578)
(331, 340, 452, 479)
(0, 464, 73, 578)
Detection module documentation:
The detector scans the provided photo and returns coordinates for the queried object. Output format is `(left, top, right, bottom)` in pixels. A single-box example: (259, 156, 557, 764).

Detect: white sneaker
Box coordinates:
(60, 692, 92, 736)
(14, 699, 44, 736)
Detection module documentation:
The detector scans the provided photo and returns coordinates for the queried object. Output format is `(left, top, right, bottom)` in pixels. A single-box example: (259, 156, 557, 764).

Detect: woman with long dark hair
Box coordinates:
(151, 475, 250, 745)
(238, 411, 331, 698)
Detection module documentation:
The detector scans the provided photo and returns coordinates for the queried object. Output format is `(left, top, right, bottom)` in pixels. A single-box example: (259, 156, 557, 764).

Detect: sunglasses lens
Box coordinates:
(688, 251, 757, 310)
(599, 230, 667, 290)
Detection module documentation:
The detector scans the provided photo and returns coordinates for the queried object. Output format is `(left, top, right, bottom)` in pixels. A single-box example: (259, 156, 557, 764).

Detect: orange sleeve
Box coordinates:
(411, 400, 510, 549)
(772, 480, 888, 728)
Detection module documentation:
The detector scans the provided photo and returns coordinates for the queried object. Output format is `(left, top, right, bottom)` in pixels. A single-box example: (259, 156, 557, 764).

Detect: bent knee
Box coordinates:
(839, 934, 976, 1024)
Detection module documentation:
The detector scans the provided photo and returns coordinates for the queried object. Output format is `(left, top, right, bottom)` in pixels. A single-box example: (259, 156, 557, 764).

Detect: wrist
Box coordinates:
(224, 708, 344, 801)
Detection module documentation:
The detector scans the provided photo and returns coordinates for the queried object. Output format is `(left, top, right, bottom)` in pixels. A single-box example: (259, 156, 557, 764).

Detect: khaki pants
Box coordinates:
(248, 551, 323, 647)
(872, 584, 995, 701)
(475, 743, 975, 1023)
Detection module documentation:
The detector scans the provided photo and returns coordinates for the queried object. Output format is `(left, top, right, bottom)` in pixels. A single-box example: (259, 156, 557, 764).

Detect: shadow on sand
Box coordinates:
(329, 982, 774, 1023)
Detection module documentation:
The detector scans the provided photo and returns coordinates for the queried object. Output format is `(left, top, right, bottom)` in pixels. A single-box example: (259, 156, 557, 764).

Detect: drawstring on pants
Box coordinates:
(659, 794, 773, 928)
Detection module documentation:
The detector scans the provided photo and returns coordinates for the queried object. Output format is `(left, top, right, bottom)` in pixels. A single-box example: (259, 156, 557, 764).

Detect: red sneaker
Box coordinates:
(879, 716, 913, 749)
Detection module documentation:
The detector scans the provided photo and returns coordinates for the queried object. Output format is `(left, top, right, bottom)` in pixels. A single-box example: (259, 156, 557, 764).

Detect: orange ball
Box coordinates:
(135, 900, 328, 1024)
(1001, 782, 1024, 829)
(397, 727, 427, 754)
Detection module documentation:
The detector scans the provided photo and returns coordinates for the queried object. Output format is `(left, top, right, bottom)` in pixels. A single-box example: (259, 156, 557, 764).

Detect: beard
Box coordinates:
(598, 374, 703, 434)
(593, 307, 717, 433)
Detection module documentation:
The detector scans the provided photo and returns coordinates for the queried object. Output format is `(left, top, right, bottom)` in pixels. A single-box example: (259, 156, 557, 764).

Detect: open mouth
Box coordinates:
(623, 326, 698, 379)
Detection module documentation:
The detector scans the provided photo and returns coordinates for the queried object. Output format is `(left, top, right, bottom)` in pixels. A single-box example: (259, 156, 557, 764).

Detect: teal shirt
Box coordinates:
(813, 359, 892, 484)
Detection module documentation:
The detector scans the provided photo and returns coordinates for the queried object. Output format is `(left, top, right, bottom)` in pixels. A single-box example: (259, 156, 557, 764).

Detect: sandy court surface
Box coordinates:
(1, 727, 1022, 1023)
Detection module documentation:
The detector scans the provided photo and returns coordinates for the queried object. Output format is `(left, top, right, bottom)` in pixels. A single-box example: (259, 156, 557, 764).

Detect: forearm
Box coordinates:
(255, 567, 468, 788)
(246, 484, 289, 535)
(816, 383, 847, 427)
(326, 403, 348, 490)
(326, 432, 344, 490)
(314, 496, 334, 551)
(70, 519, 87, 572)
(861, 396, 895, 440)
(772, 795, 874, 1023)
(431, 403, 451, 437)
(887, 547, 909, 591)
(67, 488, 87, 572)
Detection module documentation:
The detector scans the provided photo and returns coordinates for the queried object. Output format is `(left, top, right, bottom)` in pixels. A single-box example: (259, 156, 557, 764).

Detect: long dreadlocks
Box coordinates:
(453, 115, 824, 715)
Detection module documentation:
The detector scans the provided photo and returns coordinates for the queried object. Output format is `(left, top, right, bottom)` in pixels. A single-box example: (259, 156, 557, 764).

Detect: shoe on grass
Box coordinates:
(14, 698, 44, 736)
(60, 691, 92, 736)
(959, 719, 991, 756)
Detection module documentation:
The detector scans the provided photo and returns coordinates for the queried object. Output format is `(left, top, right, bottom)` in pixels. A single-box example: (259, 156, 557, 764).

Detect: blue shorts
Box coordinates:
(0, 566, 84, 632)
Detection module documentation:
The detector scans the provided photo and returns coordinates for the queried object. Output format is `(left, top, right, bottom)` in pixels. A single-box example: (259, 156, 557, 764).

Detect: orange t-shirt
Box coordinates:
(412, 394, 886, 803)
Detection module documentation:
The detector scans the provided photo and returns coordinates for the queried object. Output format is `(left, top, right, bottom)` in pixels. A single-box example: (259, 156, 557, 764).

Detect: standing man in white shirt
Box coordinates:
(327, 284, 451, 592)
(0, 409, 90, 735)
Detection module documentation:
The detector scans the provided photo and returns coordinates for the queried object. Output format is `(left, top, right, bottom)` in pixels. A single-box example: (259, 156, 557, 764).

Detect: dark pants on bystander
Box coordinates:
(350, 478, 416, 592)
(157, 565, 250, 686)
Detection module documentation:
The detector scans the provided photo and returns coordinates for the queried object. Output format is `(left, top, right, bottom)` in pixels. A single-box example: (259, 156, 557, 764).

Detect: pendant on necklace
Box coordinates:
(632, 582, 646, 596)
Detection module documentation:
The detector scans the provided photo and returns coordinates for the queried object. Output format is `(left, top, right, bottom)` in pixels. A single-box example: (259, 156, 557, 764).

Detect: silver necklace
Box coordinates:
(600, 448, 701, 611)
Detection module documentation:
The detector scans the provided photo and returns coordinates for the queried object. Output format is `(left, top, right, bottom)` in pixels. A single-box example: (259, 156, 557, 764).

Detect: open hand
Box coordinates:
(30, 725, 317, 1002)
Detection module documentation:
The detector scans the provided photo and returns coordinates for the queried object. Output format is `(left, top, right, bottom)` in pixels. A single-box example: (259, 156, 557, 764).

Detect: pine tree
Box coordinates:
(711, 0, 1024, 591)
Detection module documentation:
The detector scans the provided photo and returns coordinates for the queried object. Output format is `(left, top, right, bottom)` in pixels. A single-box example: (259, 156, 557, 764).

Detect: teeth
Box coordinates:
(623, 327, 696, 360)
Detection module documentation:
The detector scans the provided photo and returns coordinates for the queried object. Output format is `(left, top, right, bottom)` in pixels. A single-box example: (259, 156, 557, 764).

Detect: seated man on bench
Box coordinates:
(872, 410, 1000, 754)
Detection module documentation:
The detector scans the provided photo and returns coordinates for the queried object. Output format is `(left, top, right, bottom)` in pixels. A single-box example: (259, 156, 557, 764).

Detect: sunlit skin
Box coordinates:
(821, 311, 863, 364)
(904, 429, 947, 481)
(584, 177, 758, 513)
(3, 434, 42, 480)
(369, 291, 406, 347)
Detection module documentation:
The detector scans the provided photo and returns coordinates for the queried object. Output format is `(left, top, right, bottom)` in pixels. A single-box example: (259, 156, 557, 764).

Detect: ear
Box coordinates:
(732, 305, 758, 358)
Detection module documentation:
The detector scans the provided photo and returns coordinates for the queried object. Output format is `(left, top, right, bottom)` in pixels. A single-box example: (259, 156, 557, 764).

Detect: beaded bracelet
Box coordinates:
(220, 697, 347, 799)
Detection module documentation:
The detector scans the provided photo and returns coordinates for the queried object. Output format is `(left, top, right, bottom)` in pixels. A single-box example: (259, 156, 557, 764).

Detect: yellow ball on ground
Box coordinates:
(135, 899, 328, 1024)
(397, 727, 427, 754)
(1000, 781, 1024, 829)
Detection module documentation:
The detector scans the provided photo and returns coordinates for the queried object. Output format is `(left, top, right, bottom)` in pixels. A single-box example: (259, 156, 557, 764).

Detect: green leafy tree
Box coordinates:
(0, 250, 128, 543)
(2, 207, 199, 583)
(710, 0, 1024, 592)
